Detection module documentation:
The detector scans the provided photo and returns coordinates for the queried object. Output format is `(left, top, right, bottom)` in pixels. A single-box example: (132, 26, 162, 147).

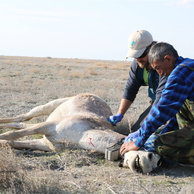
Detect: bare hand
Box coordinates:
(120, 141, 140, 156)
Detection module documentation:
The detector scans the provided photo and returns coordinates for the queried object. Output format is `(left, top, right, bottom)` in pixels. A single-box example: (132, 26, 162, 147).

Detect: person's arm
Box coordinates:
(108, 99, 132, 126)
(120, 66, 188, 155)
(122, 59, 142, 102)
(108, 60, 141, 125)
(117, 98, 132, 115)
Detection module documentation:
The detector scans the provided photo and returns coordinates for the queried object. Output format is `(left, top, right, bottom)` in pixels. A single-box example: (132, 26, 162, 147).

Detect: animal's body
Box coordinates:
(0, 93, 125, 153)
(0, 93, 161, 173)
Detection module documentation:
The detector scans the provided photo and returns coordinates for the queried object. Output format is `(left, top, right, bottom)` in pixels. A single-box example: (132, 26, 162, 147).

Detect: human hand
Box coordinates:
(120, 141, 139, 156)
(108, 113, 123, 126)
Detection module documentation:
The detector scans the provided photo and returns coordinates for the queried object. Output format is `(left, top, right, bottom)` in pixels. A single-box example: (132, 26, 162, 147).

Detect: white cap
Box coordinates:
(126, 30, 153, 58)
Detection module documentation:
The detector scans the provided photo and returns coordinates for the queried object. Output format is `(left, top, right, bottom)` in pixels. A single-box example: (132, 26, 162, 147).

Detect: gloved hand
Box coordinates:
(108, 113, 123, 126)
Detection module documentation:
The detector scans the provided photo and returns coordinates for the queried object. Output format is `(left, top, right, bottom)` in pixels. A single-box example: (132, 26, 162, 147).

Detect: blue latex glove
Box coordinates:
(108, 113, 123, 126)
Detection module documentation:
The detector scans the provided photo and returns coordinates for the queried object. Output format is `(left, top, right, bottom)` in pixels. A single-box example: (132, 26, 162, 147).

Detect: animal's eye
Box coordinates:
(148, 153, 153, 160)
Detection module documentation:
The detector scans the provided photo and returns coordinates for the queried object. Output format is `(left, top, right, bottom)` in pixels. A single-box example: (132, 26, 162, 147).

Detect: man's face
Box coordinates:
(136, 54, 150, 69)
(151, 56, 174, 76)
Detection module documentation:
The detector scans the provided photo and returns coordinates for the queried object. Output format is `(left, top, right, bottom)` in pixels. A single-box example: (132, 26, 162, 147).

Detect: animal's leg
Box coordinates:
(0, 121, 57, 140)
(0, 123, 33, 130)
(0, 97, 70, 124)
(0, 139, 52, 151)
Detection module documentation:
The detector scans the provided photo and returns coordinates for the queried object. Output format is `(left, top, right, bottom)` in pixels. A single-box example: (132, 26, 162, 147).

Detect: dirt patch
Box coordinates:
(0, 56, 193, 193)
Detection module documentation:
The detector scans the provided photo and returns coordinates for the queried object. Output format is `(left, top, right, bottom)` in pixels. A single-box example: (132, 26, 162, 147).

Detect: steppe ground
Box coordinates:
(0, 56, 193, 193)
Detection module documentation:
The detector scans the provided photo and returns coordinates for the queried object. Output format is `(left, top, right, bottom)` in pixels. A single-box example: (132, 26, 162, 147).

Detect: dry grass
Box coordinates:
(1, 144, 193, 193)
(0, 143, 21, 189)
(0, 144, 64, 193)
(0, 56, 193, 193)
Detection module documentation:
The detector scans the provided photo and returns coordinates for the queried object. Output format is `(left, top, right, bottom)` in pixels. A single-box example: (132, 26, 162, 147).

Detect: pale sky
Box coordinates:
(0, 0, 194, 60)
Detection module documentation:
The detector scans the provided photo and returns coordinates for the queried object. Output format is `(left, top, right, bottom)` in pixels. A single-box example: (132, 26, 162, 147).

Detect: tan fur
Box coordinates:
(0, 93, 125, 153)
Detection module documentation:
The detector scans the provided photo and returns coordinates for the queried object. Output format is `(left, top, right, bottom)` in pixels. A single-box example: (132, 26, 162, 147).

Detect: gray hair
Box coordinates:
(148, 42, 178, 64)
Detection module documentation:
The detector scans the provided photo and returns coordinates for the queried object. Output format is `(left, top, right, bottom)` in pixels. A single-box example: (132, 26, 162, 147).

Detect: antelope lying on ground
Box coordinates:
(0, 93, 160, 173)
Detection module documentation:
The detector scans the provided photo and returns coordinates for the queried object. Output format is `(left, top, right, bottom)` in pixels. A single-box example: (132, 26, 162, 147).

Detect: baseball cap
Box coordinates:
(126, 30, 153, 59)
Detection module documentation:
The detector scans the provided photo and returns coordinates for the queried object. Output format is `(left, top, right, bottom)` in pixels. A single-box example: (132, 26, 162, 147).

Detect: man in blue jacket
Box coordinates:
(120, 42, 194, 165)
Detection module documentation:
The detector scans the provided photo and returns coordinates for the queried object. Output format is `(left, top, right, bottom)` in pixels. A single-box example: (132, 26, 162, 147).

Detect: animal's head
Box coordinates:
(121, 150, 161, 174)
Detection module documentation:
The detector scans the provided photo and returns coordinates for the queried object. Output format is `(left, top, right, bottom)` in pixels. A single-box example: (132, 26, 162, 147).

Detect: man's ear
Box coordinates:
(164, 55, 173, 62)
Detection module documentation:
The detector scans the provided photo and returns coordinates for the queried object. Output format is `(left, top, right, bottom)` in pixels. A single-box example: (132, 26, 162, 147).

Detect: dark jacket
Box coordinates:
(123, 59, 167, 105)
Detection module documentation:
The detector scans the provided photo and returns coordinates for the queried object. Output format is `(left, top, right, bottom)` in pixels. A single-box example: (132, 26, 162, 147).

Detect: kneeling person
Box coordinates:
(120, 42, 194, 165)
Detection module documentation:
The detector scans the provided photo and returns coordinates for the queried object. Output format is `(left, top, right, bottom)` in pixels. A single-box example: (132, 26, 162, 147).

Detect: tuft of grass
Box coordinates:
(30, 68, 40, 74)
(0, 143, 22, 189)
(88, 68, 98, 76)
(70, 70, 90, 78)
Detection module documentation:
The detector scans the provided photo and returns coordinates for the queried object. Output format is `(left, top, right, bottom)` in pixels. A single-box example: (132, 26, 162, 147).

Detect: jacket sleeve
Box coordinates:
(152, 75, 179, 133)
(122, 59, 142, 102)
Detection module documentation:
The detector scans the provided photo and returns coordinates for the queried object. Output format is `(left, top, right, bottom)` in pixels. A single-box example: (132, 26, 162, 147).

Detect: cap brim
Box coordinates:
(126, 47, 146, 59)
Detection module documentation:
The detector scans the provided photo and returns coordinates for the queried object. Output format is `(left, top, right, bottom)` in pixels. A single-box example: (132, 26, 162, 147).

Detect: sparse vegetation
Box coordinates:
(0, 56, 193, 193)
